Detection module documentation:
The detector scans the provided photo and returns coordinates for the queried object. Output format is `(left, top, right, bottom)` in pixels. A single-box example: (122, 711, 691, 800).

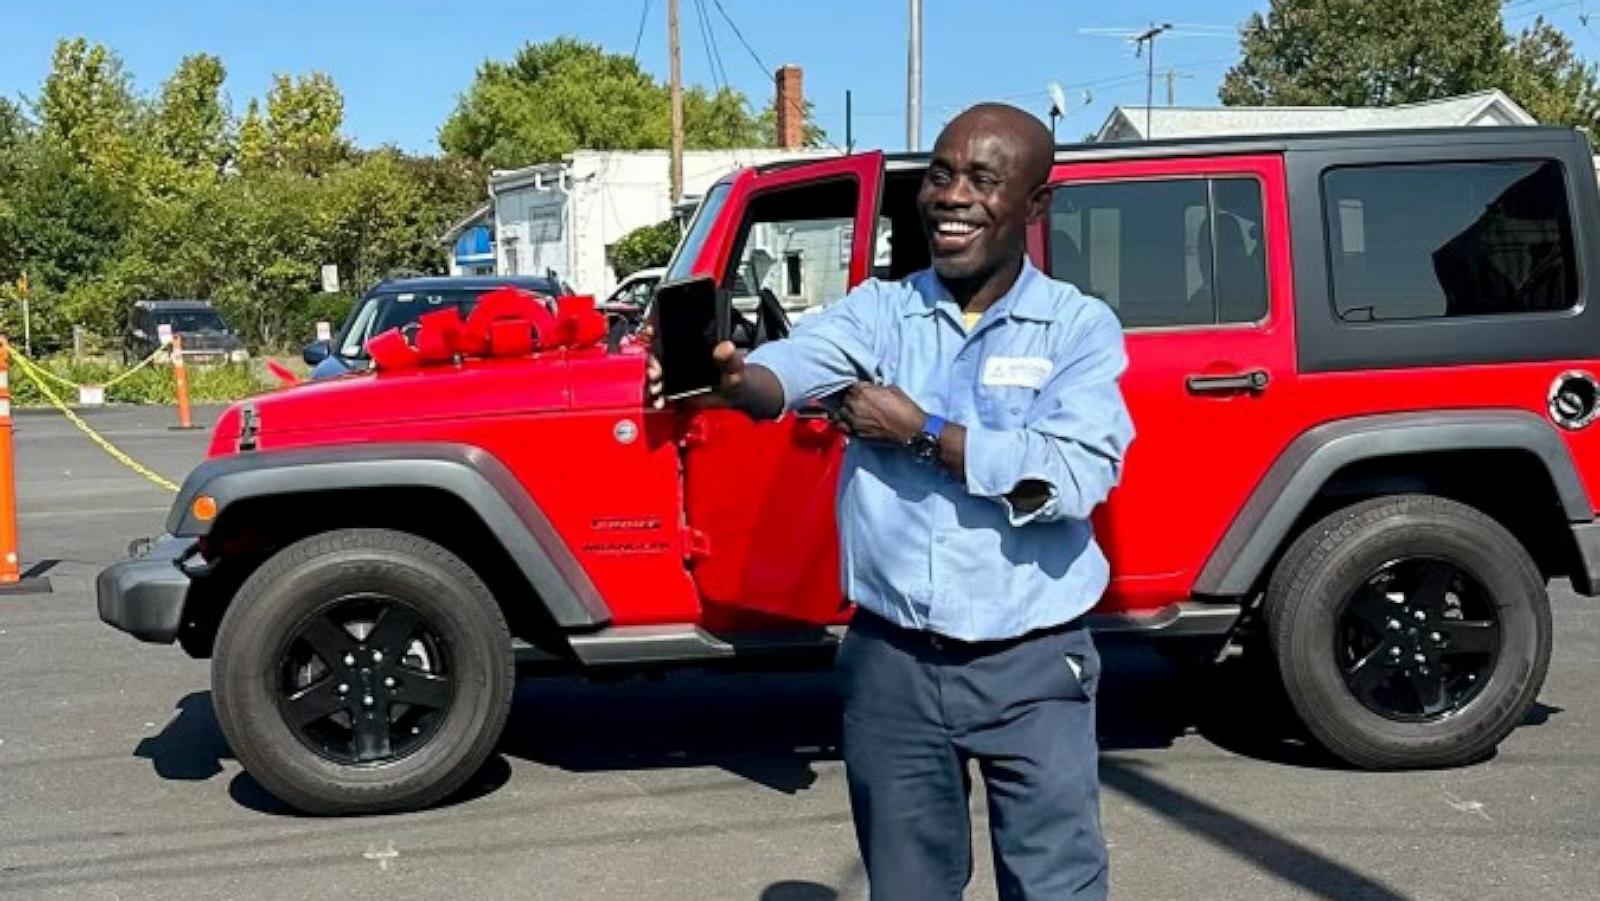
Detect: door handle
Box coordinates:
(1186, 369, 1270, 395)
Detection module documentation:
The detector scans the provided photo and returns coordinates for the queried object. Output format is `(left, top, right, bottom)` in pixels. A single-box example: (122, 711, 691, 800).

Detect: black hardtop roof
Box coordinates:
(753, 125, 1589, 175)
(366, 275, 564, 295)
(133, 299, 216, 309)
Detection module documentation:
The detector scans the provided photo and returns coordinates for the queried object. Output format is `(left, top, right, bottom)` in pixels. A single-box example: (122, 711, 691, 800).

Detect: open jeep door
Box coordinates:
(658, 152, 884, 629)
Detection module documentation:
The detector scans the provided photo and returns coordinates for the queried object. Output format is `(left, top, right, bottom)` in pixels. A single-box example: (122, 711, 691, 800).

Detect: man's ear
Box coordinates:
(1026, 183, 1051, 223)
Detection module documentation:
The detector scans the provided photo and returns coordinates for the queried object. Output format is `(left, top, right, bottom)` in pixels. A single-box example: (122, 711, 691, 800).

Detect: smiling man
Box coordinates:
(648, 103, 1132, 899)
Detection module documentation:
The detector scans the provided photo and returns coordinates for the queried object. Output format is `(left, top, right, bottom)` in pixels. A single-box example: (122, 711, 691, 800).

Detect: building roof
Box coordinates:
(1095, 89, 1537, 142)
(368, 275, 568, 294)
(437, 201, 492, 244)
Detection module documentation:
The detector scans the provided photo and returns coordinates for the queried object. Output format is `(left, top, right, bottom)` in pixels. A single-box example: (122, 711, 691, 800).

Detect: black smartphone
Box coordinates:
(654, 276, 729, 401)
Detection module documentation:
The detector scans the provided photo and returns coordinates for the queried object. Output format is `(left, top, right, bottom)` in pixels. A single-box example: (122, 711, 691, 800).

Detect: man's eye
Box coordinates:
(928, 170, 951, 186)
(973, 175, 999, 190)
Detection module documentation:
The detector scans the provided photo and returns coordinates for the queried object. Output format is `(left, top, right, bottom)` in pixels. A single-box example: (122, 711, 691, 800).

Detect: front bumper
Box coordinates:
(97, 535, 197, 643)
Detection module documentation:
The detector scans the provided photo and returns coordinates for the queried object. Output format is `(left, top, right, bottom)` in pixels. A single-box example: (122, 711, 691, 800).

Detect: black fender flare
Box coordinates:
(1193, 410, 1594, 597)
(169, 443, 611, 628)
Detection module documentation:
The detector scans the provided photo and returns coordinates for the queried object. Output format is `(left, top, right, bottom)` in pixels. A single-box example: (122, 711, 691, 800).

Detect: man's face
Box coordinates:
(916, 118, 1040, 282)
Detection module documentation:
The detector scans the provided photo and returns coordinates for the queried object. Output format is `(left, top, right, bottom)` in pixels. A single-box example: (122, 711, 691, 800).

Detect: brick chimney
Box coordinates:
(775, 65, 803, 150)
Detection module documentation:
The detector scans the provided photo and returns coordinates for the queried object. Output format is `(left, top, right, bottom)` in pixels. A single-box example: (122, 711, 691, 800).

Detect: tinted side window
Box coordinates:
(1049, 177, 1268, 328)
(1323, 161, 1578, 322)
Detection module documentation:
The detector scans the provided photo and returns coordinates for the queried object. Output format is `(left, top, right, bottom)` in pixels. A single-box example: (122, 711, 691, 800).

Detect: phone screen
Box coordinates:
(655, 278, 725, 400)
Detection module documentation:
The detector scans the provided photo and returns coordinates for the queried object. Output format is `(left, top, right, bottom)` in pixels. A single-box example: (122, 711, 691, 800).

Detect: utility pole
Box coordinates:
(1163, 69, 1193, 106)
(906, 0, 922, 151)
(1133, 23, 1172, 139)
(845, 89, 854, 153)
(668, 0, 684, 203)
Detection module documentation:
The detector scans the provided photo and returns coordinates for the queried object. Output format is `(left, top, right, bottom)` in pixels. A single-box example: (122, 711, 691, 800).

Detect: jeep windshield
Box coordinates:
(155, 310, 227, 332)
(335, 283, 559, 361)
(663, 181, 731, 283)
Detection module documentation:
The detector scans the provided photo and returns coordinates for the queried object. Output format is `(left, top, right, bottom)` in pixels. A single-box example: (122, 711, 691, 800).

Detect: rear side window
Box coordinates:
(1049, 177, 1268, 329)
(1323, 161, 1578, 322)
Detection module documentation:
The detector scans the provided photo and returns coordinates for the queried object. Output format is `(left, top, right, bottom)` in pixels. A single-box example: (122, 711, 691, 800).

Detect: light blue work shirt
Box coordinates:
(747, 259, 1134, 642)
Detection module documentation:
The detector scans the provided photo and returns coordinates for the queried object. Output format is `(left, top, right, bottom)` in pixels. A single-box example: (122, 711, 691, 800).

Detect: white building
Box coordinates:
(489, 147, 834, 294)
(1094, 89, 1537, 142)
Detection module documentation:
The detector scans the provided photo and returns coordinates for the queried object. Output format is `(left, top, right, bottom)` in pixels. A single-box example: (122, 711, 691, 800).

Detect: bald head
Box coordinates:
(942, 103, 1055, 190)
(917, 103, 1054, 290)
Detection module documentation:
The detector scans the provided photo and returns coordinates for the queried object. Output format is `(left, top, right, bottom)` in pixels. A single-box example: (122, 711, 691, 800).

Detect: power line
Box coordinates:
(706, 0, 843, 153)
(630, 0, 652, 62)
(692, 0, 731, 94)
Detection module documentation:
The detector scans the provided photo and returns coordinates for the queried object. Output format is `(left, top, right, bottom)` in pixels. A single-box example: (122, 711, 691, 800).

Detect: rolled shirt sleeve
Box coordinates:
(964, 305, 1134, 525)
(745, 280, 884, 412)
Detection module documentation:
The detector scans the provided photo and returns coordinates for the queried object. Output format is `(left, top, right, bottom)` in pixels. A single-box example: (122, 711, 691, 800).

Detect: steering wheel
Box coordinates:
(755, 288, 791, 344)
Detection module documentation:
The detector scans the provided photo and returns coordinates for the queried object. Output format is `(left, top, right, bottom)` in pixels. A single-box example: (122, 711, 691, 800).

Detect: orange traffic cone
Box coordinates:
(0, 337, 53, 594)
(169, 334, 201, 431)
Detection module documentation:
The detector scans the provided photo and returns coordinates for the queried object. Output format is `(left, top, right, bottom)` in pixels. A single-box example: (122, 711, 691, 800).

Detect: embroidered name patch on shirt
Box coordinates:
(981, 356, 1054, 388)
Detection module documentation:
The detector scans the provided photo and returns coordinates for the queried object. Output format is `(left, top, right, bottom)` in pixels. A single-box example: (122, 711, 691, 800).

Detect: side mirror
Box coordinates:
(302, 340, 331, 366)
(131, 328, 147, 340)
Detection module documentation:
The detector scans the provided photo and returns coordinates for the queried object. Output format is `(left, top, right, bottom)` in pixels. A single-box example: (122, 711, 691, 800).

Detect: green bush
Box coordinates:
(611, 220, 681, 279)
(8, 353, 275, 407)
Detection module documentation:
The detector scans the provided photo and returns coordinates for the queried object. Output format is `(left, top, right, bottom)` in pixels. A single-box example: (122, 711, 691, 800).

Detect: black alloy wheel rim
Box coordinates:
(1335, 557, 1501, 722)
(276, 596, 454, 766)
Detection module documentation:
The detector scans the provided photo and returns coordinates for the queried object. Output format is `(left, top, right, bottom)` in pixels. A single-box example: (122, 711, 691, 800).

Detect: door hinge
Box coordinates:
(682, 528, 712, 562)
(680, 416, 712, 448)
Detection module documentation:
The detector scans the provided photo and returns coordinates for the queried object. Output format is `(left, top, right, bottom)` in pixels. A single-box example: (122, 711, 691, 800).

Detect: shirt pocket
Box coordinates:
(975, 385, 1040, 428)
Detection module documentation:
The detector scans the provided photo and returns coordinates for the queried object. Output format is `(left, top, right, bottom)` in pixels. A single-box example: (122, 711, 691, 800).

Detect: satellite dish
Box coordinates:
(1048, 82, 1068, 116)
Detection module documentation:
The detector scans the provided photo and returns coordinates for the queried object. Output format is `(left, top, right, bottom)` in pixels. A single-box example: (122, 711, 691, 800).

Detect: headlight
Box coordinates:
(229, 349, 249, 363)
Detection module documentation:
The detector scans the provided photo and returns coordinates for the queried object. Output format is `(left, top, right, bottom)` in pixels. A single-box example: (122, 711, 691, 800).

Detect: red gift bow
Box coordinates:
(365, 287, 607, 371)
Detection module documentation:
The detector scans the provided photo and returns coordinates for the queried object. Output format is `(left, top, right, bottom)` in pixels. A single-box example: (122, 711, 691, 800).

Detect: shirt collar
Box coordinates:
(904, 258, 1054, 322)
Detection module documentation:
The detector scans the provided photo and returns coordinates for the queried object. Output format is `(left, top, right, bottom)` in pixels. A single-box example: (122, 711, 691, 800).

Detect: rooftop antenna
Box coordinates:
(1080, 23, 1231, 139)
(1047, 83, 1092, 141)
(1047, 83, 1067, 140)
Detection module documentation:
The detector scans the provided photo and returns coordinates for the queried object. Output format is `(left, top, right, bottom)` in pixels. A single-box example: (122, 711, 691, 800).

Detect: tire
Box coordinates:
(212, 528, 514, 814)
(1264, 494, 1551, 769)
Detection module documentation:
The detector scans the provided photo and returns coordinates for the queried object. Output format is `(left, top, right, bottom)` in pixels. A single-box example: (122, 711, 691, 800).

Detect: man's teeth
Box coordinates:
(937, 222, 978, 235)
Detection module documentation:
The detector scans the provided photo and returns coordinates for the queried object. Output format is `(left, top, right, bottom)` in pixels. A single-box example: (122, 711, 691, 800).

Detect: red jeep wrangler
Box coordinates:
(100, 126, 1600, 815)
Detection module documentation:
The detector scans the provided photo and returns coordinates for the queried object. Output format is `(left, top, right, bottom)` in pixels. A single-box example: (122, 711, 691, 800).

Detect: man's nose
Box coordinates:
(933, 182, 975, 208)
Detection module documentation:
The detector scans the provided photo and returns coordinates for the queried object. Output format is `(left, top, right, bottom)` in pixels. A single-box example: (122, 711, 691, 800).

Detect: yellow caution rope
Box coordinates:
(8, 352, 181, 493)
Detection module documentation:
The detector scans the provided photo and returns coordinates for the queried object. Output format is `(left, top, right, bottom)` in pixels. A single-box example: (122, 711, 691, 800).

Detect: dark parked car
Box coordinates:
(304, 276, 570, 379)
(125, 300, 245, 366)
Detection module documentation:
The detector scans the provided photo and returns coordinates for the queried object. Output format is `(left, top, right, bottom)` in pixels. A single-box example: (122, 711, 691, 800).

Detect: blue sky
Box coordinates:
(2, 0, 1598, 154)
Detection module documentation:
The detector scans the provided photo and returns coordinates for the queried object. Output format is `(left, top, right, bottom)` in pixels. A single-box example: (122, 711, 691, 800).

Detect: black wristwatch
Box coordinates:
(907, 414, 947, 465)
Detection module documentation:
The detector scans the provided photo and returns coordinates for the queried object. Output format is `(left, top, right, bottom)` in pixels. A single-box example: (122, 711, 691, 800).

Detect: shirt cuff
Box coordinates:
(963, 425, 1060, 526)
(745, 344, 797, 412)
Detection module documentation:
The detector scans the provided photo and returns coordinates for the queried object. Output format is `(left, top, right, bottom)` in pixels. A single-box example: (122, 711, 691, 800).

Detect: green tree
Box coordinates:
(151, 53, 231, 176)
(0, 99, 31, 283)
(237, 98, 269, 171)
(439, 38, 821, 168)
(1220, 0, 1505, 106)
(262, 72, 349, 176)
(611, 219, 680, 278)
(33, 38, 141, 168)
(1497, 17, 1600, 132)
(441, 39, 670, 166)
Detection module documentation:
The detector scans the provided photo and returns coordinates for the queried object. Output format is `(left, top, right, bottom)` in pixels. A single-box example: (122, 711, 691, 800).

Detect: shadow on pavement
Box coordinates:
(133, 690, 514, 817)
(759, 881, 839, 900)
(1100, 757, 1411, 900)
(133, 691, 231, 781)
(134, 648, 1562, 826)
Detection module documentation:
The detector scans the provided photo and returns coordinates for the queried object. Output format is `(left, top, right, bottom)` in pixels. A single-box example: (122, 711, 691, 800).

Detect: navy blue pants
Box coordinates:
(836, 609, 1108, 900)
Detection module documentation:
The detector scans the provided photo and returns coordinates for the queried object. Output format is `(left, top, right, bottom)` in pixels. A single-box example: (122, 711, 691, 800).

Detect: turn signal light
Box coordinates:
(191, 494, 218, 523)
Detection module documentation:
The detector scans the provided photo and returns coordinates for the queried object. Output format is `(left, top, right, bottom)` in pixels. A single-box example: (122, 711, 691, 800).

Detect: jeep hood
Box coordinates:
(207, 346, 647, 455)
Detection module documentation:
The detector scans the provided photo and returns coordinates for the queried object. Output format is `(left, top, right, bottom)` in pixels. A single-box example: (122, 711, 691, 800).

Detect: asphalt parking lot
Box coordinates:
(0, 404, 1596, 900)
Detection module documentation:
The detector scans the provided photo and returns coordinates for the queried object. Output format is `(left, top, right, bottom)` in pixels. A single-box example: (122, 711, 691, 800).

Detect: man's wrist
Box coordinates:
(907, 413, 946, 464)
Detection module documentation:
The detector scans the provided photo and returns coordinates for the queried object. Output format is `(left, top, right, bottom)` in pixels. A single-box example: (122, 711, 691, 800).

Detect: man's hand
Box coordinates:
(840, 383, 926, 444)
(710, 341, 746, 400)
(644, 333, 784, 418)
